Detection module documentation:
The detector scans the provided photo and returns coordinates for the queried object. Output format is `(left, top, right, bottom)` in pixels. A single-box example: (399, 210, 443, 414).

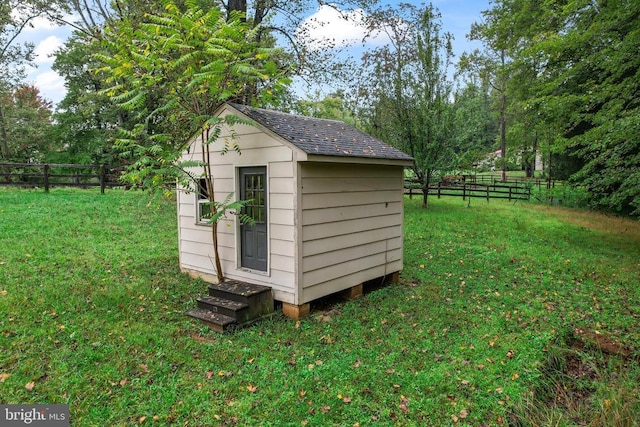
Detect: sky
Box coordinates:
(17, 0, 489, 109)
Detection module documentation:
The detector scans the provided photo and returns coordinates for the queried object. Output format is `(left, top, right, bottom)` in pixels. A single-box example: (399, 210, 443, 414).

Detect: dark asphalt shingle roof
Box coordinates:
(228, 103, 413, 162)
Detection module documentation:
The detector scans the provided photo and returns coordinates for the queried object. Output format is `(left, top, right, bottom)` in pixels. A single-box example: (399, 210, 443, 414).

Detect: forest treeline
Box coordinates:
(1, 0, 638, 215)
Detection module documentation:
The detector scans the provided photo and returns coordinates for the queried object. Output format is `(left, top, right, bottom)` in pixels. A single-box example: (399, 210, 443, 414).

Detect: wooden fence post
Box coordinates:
(100, 165, 106, 194)
(44, 164, 50, 193)
(462, 183, 466, 201)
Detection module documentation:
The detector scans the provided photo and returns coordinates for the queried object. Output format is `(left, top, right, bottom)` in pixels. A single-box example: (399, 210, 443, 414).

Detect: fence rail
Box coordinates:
(405, 178, 533, 202)
(0, 163, 126, 193)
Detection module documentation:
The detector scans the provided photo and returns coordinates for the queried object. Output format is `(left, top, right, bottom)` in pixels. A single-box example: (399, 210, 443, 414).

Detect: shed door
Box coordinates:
(239, 167, 267, 271)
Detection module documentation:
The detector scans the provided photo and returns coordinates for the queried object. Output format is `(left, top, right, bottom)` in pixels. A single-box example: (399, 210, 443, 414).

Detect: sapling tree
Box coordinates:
(358, 3, 456, 208)
(96, 1, 290, 282)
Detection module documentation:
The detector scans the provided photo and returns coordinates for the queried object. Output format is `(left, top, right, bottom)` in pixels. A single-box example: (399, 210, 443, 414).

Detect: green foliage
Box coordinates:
(291, 90, 356, 125)
(451, 83, 497, 169)
(199, 191, 255, 226)
(472, 0, 640, 215)
(359, 3, 456, 207)
(96, 0, 291, 191)
(0, 85, 53, 162)
(1, 189, 638, 425)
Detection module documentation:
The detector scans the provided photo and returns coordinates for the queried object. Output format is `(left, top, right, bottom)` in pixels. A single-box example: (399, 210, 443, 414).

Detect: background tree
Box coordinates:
(459, 0, 517, 182)
(0, 85, 52, 162)
(522, 1, 640, 214)
(46, 37, 121, 165)
(450, 82, 496, 171)
(290, 90, 356, 124)
(358, 3, 456, 208)
(475, 0, 640, 215)
(0, 0, 66, 160)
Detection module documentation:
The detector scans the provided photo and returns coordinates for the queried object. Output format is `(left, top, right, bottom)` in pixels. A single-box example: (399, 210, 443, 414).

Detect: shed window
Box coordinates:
(196, 178, 212, 225)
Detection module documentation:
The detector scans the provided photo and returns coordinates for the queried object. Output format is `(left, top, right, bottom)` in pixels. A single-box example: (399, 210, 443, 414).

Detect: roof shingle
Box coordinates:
(228, 103, 413, 162)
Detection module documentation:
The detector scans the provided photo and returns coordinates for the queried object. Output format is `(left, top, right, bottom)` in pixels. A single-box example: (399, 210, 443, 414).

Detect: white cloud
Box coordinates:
(296, 5, 388, 51)
(30, 70, 66, 104)
(33, 36, 64, 64)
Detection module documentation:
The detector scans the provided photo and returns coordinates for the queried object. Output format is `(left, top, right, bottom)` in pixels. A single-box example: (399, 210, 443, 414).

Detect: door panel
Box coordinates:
(240, 167, 267, 271)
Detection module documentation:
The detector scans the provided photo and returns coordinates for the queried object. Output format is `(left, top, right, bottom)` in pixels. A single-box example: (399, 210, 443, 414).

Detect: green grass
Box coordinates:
(1, 188, 639, 426)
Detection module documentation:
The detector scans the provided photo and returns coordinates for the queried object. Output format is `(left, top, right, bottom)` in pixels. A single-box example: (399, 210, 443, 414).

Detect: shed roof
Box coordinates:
(227, 103, 413, 163)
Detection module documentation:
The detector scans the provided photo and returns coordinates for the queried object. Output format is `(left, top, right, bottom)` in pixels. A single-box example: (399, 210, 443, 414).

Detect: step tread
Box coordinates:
(186, 308, 236, 327)
(208, 280, 272, 298)
(197, 295, 249, 311)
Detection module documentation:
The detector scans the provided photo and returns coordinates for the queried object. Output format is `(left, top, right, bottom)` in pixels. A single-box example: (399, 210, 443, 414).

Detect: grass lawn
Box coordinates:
(1, 188, 639, 426)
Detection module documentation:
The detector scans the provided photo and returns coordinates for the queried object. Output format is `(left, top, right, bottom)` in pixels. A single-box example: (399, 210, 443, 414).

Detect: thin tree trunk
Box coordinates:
(201, 129, 224, 283)
(421, 170, 432, 208)
(0, 104, 10, 160)
(227, 0, 247, 21)
(530, 130, 538, 178)
(500, 50, 507, 182)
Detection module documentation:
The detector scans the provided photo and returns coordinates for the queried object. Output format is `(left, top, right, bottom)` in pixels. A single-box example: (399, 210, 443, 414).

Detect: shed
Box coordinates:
(179, 103, 413, 325)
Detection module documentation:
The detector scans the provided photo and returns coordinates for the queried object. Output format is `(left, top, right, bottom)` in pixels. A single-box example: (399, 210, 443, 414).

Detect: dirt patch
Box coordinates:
(572, 327, 633, 358)
(508, 328, 638, 427)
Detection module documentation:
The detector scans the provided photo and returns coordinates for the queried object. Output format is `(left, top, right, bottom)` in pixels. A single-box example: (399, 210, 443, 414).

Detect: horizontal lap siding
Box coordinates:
(177, 112, 296, 299)
(300, 163, 404, 303)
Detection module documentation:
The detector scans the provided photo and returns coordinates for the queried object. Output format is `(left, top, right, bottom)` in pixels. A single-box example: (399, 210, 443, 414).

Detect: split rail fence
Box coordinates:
(404, 174, 550, 202)
(0, 163, 126, 193)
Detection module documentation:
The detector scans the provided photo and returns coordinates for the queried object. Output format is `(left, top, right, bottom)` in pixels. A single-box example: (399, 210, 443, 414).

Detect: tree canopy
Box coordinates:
(469, 0, 640, 214)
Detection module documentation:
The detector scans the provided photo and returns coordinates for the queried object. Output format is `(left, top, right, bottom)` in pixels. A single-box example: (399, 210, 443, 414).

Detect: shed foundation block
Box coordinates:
(340, 283, 363, 300)
(282, 302, 310, 320)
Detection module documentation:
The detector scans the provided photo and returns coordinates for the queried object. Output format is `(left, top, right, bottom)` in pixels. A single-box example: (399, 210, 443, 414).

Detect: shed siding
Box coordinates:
(177, 109, 297, 302)
(300, 163, 404, 303)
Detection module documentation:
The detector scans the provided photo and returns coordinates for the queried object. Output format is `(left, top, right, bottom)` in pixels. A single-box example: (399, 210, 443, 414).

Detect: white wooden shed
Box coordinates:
(179, 103, 413, 322)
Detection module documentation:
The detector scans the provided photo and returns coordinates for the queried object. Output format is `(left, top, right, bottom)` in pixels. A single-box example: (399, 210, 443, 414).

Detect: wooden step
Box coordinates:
(185, 308, 236, 333)
(186, 280, 274, 333)
(208, 280, 272, 304)
(197, 295, 251, 323)
(208, 280, 274, 320)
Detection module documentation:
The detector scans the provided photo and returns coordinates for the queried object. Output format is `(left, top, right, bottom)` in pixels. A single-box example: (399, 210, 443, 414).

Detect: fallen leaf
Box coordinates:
(342, 396, 351, 404)
(247, 384, 257, 393)
(511, 372, 520, 380)
(459, 409, 468, 419)
(451, 414, 459, 423)
(119, 378, 128, 386)
(25, 381, 35, 391)
(206, 371, 214, 379)
(0, 290, 7, 296)
(320, 405, 330, 414)
(506, 349, 515, 358)
(353, 359, 361, 368)
(138, 415, 146, 424)
(0, 373, 10, 382)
